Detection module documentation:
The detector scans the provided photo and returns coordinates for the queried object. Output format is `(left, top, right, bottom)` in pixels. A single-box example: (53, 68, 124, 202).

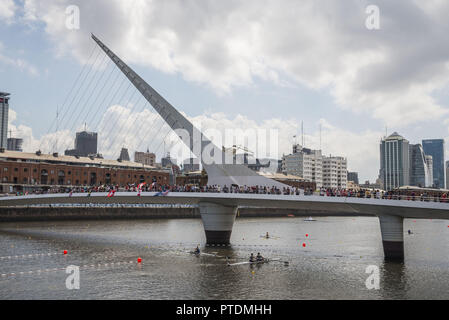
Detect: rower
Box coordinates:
(265, 232, 270, 239)
(256, 252, 264, 262)
(194, 245, 200, 254)
(249, 253, 255, 263)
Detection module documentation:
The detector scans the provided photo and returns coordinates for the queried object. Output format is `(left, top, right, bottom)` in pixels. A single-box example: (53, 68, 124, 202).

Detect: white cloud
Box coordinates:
(18, 0, 449, 127)
(0, 0, 16, 21)
(0, 42, 39, 76)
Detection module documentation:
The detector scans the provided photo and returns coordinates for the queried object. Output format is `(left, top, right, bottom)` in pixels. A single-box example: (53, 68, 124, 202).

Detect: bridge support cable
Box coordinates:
(48, 48, 104, 152)
(111, 99, 154, 157)
(39, 42, 98, 152)
(94, 81, 132, 152)
(101, 90, 145, 154)
(378, 215, 404, 261)
(72, 57, 118, 137)
(88, 69, 127, 134)
(60, 54, 112, 152)
(199, 202, 238, 245)
(137, 116, 168, 156)
(97, 82, 137, 153)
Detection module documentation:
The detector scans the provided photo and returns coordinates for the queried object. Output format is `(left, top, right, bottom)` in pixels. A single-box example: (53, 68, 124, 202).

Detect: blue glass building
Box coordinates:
(422, 139, 445, 188)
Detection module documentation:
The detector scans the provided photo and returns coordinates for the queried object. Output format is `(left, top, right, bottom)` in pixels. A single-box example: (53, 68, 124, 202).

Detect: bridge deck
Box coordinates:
(0, 192, 448, 220)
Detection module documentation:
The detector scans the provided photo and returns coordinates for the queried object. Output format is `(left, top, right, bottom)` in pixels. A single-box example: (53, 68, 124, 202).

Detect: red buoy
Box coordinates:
(63, 250, 68, 255)
(137, 257, 142, 263)
(305, 234, 309, 237)
(302, 243, 306, 247)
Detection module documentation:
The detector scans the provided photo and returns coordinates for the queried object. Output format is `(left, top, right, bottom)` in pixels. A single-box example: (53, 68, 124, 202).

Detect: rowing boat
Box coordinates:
(227, 258, 280, 266)
(188, 251, 219, 257)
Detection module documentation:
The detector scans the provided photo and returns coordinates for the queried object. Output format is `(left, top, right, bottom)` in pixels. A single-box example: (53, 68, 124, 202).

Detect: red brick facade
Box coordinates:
(0, 160, 168, 187)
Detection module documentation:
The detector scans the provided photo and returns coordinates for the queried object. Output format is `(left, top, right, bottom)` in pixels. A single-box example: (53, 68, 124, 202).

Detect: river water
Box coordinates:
(0, 216, 448, 299)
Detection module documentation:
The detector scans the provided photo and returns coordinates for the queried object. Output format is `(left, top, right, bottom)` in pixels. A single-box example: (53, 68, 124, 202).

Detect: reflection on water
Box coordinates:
(0, 216, 448, 299)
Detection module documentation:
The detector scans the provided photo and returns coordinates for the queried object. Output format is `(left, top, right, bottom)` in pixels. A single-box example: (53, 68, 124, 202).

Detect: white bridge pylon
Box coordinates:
(91, 34, 287, 190)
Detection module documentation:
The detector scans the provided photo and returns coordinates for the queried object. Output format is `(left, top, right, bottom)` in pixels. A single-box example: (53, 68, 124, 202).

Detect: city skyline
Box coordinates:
(2, 1, 449, 184)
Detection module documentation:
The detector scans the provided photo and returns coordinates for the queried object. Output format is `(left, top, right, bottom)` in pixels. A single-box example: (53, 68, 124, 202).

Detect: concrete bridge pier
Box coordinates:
(378, 215, 404, 261)
(199, 202, 238, 245)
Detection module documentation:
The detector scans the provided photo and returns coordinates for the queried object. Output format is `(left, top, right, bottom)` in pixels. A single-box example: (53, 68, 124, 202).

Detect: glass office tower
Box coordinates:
(422, 139, 445, 188)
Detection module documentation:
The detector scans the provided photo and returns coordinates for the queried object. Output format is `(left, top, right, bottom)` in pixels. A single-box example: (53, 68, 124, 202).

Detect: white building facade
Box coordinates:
(282, 145, 347, 189)
(322, 156, 348, 189)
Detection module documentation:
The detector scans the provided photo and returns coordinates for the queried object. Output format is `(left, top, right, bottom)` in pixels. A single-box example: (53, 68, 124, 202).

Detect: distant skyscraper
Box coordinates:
(380, 132, 410, 191)
(347, 172, 359, 184)
(422, 139, 445, 188)
(409, 144, 432, 187)
(118, 148, 130, 161)
(65, 131, 98, 157)
(0, 92, 10, 149)
(7, 138, 23, 152)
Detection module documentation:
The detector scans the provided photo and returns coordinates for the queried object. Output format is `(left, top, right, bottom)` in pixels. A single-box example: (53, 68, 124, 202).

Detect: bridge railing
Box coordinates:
(307, 192, 449, 203)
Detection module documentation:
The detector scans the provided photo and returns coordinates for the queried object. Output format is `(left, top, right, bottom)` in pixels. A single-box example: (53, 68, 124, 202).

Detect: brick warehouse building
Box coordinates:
(0, 150, 169, 193)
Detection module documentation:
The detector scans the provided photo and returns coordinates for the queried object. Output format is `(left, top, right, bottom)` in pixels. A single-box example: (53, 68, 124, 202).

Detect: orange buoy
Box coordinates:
(137, 257, 142, 263)
(63, 250, 68, 255)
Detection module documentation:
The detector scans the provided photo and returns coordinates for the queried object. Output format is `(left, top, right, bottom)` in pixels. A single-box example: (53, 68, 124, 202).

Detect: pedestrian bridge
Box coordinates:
(1, 192, 448, 261)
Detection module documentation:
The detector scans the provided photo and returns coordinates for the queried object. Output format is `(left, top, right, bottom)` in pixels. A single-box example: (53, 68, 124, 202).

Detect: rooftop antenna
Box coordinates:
(55, 106, 59, 153)
(301, 121, 304, 147)
(319, 123, 322, 151)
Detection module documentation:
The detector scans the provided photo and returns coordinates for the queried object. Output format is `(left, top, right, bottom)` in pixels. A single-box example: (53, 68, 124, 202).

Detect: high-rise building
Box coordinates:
(422, 139, 445, 188)
(409, 144, 432, 187)
(65, 131, 98, 157)
(347, 172, 359, 184)
(0, 92, 10, 149)
(379, 132, 410, 191)
(118, 148, 130, 161)
(282, 146, 323, 187)
(7, 138, 23, 152)
(323, 156, 347, 189)
(135, 149, 156, 166)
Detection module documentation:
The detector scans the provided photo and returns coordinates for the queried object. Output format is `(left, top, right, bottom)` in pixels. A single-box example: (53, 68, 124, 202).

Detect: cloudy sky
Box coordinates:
(1, 0, 449, 183)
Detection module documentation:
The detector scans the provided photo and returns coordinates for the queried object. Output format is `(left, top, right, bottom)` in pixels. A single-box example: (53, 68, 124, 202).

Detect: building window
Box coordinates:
(3, 167, 7, 172)
(14, 168, 18, 172)
(24, 168, 28, 172)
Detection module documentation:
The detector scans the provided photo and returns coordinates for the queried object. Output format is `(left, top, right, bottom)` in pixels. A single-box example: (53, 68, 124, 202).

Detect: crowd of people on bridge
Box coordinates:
(6, 182, 449, 203)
